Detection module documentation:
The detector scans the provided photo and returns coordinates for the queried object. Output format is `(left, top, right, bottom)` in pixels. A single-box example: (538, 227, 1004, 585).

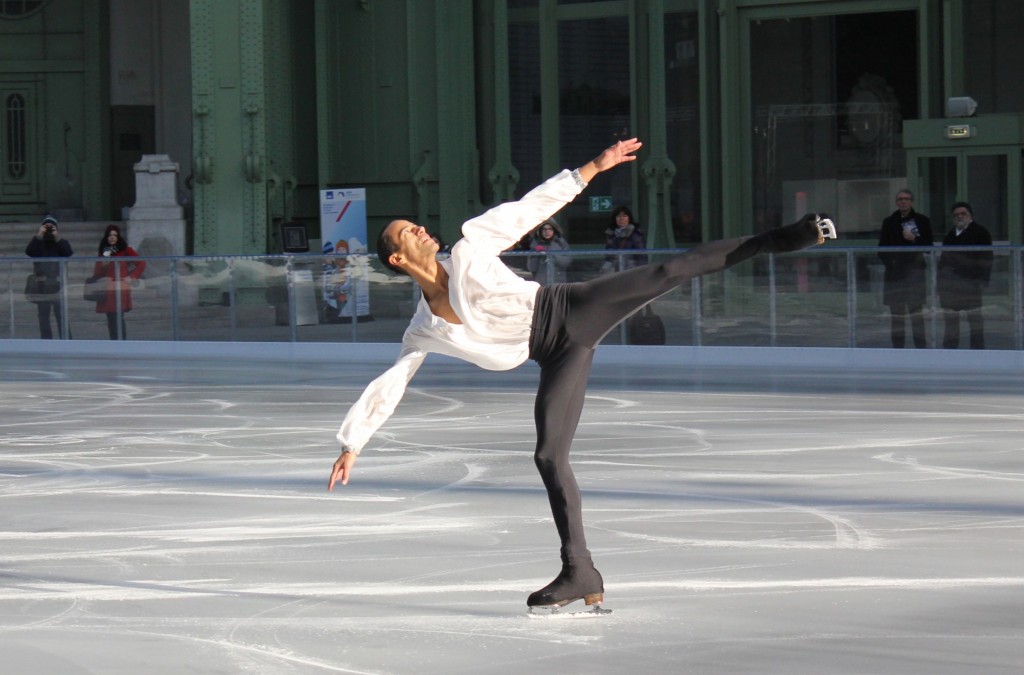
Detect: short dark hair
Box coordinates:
(951, 201, 973, 216)
(611, 205, 635, 224)
(376, 225, 408, 276)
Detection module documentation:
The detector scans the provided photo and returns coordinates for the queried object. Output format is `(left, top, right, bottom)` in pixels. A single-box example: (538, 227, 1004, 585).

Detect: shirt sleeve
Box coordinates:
(460, 169, 585, 256)
(335, 343, 427, 454)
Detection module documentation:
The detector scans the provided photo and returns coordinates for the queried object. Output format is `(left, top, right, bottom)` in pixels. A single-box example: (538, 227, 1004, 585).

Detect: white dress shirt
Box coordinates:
(336, 169, 586, 454)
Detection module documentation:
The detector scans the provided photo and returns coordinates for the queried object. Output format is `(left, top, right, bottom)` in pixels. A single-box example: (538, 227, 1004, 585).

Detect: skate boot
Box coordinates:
(527, 559, 607, 615)
(763, 213, 838, 253)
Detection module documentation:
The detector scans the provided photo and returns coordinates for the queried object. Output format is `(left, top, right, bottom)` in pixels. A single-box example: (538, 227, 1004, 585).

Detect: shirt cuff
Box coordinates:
(570, 168, 587, 189)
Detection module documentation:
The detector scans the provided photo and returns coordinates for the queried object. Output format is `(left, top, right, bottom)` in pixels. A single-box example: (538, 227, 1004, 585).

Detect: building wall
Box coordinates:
(4, 0, 1023, 255)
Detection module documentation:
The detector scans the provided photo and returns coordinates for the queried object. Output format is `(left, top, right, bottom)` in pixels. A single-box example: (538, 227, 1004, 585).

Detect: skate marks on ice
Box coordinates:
(2, 361, 1024, 672)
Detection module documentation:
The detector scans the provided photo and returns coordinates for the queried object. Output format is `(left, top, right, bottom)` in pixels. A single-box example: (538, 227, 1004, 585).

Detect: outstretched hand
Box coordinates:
(578, 138, 642, 183)
(593, 138, 642, 172)
(328, 450, 357, 490)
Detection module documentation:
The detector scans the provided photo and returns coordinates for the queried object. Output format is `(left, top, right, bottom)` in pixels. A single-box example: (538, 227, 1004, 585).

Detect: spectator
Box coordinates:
(602, 205, 646, 274)
(25, 215, 73, 339)
(938, 201, 993, 349)
(878, 189, 934, 348)
(527, 219, 571, 285)
(89, 224, 146, 340)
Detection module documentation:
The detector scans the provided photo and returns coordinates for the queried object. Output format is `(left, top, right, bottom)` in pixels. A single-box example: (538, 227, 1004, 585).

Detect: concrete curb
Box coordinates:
(3, 339, 1021, 373)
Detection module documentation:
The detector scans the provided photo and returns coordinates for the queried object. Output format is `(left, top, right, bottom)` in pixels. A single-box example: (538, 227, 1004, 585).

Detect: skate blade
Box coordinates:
(527, 604, 612, 619)
(816, 217, 838, 240)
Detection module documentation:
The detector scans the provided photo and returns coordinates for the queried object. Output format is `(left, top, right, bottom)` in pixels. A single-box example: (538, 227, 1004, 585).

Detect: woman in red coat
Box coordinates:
(90, 224, 146, 339)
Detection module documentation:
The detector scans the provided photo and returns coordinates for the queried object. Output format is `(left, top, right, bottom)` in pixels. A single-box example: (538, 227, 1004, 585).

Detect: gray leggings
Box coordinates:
(528, 234, 768, 564)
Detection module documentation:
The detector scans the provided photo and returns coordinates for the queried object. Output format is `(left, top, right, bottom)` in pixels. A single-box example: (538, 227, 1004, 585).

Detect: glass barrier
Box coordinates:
(3, 247, 1021, 349)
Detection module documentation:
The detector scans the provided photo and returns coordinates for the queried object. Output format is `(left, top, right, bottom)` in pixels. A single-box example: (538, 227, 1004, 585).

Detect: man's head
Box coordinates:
(895, 190, 914, 216)
(951, 201, 973, 229)
(377, 219, 438, 277)
(377, 224, 405, 275)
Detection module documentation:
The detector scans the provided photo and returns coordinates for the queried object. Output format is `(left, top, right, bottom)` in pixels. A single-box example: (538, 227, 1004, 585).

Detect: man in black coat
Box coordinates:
(878, 189, 933, 348)
(937, 202, 993, 349)
(25, 215, 73, 339)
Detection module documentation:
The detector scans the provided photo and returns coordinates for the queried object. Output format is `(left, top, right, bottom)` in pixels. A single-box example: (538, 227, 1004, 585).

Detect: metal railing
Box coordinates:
(4, 246, 1021, 349)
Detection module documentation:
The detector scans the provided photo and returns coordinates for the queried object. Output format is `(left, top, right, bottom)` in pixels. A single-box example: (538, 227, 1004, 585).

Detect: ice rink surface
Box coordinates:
(2, 346, 1023, 674)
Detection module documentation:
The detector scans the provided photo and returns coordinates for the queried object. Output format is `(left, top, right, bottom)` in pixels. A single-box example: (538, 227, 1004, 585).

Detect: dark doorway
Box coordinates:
(110, 105, 155, 220)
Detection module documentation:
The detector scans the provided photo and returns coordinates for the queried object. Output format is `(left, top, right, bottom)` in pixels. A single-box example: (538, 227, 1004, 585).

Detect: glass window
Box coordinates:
(967, 154, 1008, 241)
(0, 1, 48, 19)
(963, 0, 1024, 114)
(750, 11, 918, 239)
(508, 21, 542, 197)
(665, 11, 701, 243)
(556, 16, 631, 245)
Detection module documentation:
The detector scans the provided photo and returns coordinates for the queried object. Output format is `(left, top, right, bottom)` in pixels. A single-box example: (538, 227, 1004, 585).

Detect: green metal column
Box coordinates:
(716, 0, 744, 240)
(485, 0, 520, 204)
(435, 1, 481, 232)
(190, 0, 268, 255)
(82, 0, 110, 221)
(638, 0, 677, 249)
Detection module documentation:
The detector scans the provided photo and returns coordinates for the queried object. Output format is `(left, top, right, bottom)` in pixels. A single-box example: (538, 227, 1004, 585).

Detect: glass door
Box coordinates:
(914, 149, 1012, 242)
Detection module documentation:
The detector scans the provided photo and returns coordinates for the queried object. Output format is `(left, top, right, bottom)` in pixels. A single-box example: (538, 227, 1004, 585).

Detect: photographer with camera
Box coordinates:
(25, 215, 73, 339)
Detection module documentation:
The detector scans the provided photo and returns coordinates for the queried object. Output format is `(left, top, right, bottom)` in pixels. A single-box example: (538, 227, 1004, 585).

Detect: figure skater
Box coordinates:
(328, 138, 836, 612)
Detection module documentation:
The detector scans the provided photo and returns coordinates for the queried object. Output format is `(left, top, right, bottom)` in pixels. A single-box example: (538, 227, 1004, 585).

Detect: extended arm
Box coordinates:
(461, 138, 643, 254)
(328, 346, 427, 489)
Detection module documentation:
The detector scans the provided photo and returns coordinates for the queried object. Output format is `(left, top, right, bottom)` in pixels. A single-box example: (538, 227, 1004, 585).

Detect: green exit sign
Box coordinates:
(589, 196, 613, 212)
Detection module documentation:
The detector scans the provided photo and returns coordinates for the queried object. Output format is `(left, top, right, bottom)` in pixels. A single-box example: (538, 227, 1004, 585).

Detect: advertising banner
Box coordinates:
(319, 188, 371, 320)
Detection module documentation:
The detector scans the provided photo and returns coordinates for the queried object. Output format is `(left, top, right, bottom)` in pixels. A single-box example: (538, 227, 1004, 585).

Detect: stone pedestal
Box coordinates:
(128, 155, 188, 297)
(128, 154, 187, 257)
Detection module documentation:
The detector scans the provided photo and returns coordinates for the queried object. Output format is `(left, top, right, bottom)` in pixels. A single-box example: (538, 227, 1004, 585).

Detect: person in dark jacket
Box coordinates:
(878, 189, 934, 348)
(938, 201, 993, 349)
(25, 215, 73, 339)
(602, 206, 647, 273)
(89, 224, 146, 340)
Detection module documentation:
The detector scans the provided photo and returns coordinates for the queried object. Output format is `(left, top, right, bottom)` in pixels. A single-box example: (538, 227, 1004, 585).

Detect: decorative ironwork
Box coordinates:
(5, 92, 26, 179)
(0, 1, 49, 20)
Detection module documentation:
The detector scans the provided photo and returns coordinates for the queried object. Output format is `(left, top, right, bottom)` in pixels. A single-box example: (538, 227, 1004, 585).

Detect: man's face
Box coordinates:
(384, 220, 439, 268)
(895, 193, 913, 215)
(952, 207, 971, 228)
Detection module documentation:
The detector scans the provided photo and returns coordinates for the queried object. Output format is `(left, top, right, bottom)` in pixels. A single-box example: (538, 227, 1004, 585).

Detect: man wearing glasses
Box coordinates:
(878, 190, 933, 348)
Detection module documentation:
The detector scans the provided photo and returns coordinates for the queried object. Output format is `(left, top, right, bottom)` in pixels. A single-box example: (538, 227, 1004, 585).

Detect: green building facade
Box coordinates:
(1, 0, 1022, 254)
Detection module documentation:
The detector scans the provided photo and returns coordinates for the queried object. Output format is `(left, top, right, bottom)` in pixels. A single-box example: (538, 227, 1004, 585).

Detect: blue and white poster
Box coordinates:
(319, 188, 371, 320)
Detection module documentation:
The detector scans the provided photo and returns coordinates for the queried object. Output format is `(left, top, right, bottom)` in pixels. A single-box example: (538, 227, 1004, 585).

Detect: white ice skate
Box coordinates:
(816, 215, 838, 241)
(526, 598, 612, 619)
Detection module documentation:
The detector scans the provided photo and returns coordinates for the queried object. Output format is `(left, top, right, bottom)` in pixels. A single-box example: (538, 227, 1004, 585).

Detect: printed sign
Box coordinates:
(320, 188, 371, 319)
